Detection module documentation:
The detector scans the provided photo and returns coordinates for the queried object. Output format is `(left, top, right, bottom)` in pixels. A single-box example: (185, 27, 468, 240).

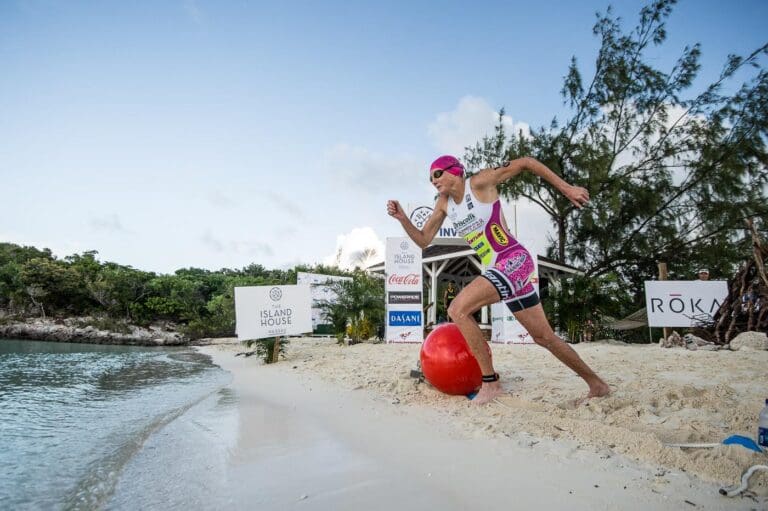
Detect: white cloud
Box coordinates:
(262, 191, 306, 220)
(201, 231, 274, 257)
(324, 226, 384, 270)
(427, 96, 530, 156)
(242, 241, 274, 257)
(207, 190, 235, 208)
(325, 144, 420, 193)
(201, 231, 225, 252)
(90, 214, 131, 234)
(183, 0, 204, 25)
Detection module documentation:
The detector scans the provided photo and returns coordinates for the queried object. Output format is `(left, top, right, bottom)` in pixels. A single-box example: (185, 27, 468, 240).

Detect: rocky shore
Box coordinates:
(0, 318, 188, 346)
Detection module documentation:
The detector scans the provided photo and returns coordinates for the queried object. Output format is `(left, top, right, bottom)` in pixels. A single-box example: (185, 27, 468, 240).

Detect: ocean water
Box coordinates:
(0, 339, 232, 510)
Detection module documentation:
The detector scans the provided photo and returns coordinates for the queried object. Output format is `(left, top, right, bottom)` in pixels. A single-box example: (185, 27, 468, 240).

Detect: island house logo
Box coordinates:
(395, 253, 415, 265)
(260, 307, 293, 328)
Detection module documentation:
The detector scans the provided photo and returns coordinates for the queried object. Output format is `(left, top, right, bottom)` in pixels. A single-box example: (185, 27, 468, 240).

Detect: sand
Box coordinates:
(198, 338, 768, 510)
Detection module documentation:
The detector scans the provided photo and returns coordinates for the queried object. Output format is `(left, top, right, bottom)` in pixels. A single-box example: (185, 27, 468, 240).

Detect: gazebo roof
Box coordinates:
(367, 242, 583, 276)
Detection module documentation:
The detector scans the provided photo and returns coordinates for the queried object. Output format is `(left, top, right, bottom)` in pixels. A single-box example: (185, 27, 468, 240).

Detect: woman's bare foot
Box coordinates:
(473, 381, 505, 405)
(575, 380, 611, 406)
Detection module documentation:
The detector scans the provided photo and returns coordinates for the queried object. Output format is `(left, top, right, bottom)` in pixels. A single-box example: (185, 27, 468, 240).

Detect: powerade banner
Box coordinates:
(234, 285, 312, 340)
(388, 291, 422, 305)
(385, 237, 423, 343)
(644, 280, 728, 327)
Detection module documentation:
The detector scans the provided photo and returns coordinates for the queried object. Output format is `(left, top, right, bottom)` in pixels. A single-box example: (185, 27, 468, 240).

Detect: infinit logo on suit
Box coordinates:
(388, 311, 422, 326)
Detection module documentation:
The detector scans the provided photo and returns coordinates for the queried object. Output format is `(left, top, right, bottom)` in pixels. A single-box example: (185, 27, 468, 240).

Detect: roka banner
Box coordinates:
(385, 237, 423, 343)
(644, 280, 728, 327)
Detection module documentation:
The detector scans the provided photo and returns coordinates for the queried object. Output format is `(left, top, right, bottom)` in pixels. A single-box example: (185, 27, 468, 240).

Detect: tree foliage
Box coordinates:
(316, 269, 385, 343)
(465, 0, 768, 326)
(0, 242, 371, 340)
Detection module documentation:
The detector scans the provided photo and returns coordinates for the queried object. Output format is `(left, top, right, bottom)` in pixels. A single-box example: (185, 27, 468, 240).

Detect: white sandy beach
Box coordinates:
(197, 338, 768, 510)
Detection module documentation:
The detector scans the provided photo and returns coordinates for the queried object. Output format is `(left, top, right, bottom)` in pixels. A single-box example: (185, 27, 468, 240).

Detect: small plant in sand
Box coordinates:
(246, 337, 289, 364)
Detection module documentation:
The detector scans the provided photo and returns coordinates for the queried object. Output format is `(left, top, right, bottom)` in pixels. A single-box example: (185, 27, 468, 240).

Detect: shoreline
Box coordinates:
(185, 339, 768, 509)
(0, 318, 188, 346)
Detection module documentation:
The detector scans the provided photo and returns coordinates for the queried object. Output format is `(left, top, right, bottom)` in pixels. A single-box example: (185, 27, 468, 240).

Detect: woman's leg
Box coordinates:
(447, 277, 505, 404)
(512, 304, 610, 399)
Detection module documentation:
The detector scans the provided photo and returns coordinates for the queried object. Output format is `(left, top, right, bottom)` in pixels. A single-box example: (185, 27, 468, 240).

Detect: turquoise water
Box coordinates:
(0, 339, 231, 510)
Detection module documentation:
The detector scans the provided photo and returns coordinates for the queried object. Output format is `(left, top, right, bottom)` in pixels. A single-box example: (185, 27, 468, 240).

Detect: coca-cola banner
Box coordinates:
(385, 237, 423, 343)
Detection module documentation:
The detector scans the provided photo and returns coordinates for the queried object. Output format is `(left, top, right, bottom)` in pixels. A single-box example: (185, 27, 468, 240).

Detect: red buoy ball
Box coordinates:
(419, 323, 491, 396)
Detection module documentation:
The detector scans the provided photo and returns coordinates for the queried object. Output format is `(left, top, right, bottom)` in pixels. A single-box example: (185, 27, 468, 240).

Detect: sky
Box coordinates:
(1, 0, 766, 274)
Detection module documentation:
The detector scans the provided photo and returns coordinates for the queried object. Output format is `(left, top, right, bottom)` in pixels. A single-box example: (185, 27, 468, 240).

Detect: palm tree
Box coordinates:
(317, 270, 384, 343)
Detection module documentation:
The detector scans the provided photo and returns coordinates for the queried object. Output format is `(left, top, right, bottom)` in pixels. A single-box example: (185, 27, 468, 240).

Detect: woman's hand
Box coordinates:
(387, 200, 407, 221)
(564, 185, 590, 208)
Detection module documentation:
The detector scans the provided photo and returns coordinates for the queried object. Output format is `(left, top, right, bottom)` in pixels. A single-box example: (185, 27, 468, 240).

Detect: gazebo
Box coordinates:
(367, 238, 583, 329)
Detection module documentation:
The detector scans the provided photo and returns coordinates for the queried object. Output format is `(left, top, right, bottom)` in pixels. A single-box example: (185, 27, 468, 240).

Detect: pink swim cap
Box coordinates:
(429, 155, 465, 177)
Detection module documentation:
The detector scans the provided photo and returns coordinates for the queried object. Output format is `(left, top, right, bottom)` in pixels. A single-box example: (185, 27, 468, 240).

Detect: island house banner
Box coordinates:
(234, 285, 312, 340)
(385, 237, 423, 343)
(644, 280, 728, 328)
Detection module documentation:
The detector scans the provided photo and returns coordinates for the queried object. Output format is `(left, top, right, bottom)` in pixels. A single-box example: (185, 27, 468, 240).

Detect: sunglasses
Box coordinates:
(430, 165, 458, 180)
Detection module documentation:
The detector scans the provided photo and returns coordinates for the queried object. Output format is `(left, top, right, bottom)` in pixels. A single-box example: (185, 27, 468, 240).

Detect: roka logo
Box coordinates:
(388, 273, 420, 286)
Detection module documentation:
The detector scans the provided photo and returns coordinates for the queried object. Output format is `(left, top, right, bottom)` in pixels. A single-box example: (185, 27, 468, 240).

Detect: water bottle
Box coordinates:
(759, 399, 768, 448)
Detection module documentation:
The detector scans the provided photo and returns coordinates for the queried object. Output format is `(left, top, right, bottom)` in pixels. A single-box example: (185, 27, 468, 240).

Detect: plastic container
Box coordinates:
(759, 399, 768, 448)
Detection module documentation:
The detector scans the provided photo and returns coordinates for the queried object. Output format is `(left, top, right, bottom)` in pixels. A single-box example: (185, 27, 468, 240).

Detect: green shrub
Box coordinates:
(246, 337, 289, 364)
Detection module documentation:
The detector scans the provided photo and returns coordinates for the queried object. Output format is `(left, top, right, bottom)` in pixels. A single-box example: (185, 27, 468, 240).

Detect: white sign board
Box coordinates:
(491, 302, 534, 344)
(234, 285, 312, 340)
(409, 205, 458, 239)
(296, 272, 352, 330)
(644, 280, 728, 327)
(385, 237, 423, 343)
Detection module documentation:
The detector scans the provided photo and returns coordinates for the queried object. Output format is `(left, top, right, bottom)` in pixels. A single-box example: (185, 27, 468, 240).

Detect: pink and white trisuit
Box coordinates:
(447, 179, 540, 312)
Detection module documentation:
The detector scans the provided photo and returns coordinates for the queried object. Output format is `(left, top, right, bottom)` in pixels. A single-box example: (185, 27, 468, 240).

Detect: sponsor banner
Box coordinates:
(644, 280, 728, 327)
(386, 323, 422, 343)
(388, 291, 422, 305)
(490, 302, 534, 344)
(388, 310, 422, 326)
(409, 206, 458, 238)
(234, 285, 312, 340)
(296, 272, 352, 331)
(385, 237, 423, 342)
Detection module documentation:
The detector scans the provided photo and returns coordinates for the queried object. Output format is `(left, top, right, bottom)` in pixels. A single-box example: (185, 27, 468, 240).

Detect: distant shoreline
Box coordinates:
(0, 318, 190, 347)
